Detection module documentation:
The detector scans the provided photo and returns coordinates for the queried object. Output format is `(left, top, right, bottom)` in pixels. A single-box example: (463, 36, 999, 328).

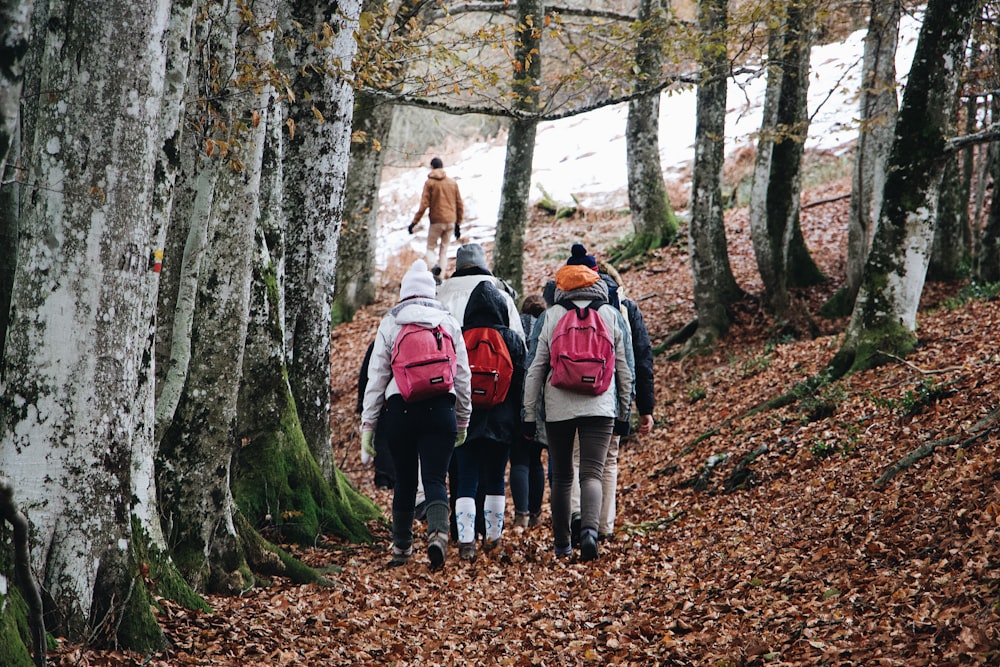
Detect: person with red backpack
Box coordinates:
(361, 259, 472, 569)
(522, 246, 635, 561)
(452, 280, 526, 560)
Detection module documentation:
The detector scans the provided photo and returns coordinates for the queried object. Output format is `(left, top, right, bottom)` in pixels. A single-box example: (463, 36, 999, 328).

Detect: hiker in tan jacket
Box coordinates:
(409, 156, 464, 277)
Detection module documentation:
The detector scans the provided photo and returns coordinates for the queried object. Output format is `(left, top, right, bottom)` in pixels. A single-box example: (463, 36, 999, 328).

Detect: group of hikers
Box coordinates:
(358, 235, 656, 568)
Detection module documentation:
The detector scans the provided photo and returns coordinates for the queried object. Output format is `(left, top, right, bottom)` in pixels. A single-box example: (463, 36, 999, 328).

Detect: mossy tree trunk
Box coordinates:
(836, 0, 899, 314)
(980, 126, 1000, 282)
(833, 0, 979, 374)
(156, 0, 275, 594)
(624, 0, 678, 259)
(493, 0, 543, 298)
(686, 0, 742, 352)
(928, 154, 969, 280)
(748, 0, 823, 320)
(280, 0, 361, 477)
(0, 0, 184, 649)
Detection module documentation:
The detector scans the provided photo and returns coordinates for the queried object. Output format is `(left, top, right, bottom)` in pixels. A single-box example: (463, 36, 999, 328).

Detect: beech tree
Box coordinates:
(832, 0, 981, 374)
(624, 0, 679, 258)
(0, 0, 183, 648)
(748, 0, 824, 323)
(686, 0, 743, 352)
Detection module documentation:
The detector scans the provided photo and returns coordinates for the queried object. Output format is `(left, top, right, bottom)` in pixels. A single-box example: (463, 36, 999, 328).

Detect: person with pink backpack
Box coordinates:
(361, 259, 472, 569)
(522, 244, 635, 561)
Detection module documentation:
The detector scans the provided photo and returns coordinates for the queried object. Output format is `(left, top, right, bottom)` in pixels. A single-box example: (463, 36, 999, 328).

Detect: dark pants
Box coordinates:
(510, 438, 545, 515)
(453, 437, 509, 498)
(383, 394, 456, 546)
(546, 417, 613, 550)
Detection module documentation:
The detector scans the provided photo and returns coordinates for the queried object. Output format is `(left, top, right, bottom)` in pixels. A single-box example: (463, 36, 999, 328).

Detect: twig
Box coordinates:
(880, 351, 965, 375)
(801, 193, 850, 210)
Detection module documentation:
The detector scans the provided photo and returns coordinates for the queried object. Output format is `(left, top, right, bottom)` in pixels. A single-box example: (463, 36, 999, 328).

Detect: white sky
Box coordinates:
(376, 12, 920, 268)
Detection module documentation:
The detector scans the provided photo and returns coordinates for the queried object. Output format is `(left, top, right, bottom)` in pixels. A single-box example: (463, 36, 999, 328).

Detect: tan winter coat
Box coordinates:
(412, 168, 464, 226)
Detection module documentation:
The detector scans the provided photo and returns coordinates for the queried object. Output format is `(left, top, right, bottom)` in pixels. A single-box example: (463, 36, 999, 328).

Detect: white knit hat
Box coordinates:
(399, 259, 437, 300)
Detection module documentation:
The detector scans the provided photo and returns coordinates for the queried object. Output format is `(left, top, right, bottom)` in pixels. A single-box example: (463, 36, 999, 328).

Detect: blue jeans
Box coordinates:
(453, 437, 509, 499)
(509, 438, 544, 515)
(383, 394, 456, 517)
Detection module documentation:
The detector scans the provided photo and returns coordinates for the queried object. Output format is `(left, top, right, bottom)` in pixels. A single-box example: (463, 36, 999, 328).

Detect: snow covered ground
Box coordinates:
(375, 11, 921, 268)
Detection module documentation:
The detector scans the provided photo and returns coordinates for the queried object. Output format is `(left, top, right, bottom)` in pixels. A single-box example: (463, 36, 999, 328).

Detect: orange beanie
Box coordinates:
(554, 264, 600, 292)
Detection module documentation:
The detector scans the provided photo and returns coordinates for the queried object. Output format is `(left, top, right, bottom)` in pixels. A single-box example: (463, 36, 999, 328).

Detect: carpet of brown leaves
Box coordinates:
(54, 177, 1000, 666)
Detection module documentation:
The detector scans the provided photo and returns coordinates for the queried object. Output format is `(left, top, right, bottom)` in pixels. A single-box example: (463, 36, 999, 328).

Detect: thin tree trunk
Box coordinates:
(843, 0, 899, 308)
(625, 0, 678, 257)
(749, 0, 822, 320)
(0, 0, 172, 647)
(928, 154, 968, 280)
(980, 105, 1000, 281)
(687, 0, 742, 352)
(834, 0, 979, 374)
(280, 0, 361, 477)
(494, 0, 543, 297)
(156, 0, 274, 593)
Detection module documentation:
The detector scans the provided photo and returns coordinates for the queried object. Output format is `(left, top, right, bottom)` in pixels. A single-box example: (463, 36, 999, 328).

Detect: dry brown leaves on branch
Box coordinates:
(53, 177, 1000, 666)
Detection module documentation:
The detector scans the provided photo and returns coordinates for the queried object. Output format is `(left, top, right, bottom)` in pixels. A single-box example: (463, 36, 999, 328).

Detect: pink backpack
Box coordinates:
(548, 300, 615, 395)
(391, 323, 457, 402)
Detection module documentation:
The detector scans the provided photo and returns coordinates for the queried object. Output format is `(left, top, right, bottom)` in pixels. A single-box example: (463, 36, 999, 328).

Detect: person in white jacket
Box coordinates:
(361, 259, 472, 569)
(522, 261, 634, 561)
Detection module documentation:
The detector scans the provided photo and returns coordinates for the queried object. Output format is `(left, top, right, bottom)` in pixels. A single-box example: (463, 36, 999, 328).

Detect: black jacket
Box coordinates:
(599, 272, 654, 416)
(463, 280, 526, 444)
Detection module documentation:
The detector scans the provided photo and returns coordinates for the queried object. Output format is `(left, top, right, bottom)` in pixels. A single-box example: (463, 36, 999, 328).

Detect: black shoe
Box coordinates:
(570, 513, 581, 548)
(580, 532, 599, 562)
(414, 500, 427, 522)
(427, 531, 447, 569)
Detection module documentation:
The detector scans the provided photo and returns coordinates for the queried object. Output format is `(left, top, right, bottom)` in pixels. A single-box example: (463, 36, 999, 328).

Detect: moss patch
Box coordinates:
(0, 582, 34, 667)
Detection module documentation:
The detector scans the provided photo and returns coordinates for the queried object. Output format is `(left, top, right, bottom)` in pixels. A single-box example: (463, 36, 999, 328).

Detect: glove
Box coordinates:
(360, 430, 375, 464)
(455, 429, 467, 447)
(521, 421, 536, 440)
(408, 222, 416, 234)
(613, 419, 631, 436)
(454, 224, 461, 240)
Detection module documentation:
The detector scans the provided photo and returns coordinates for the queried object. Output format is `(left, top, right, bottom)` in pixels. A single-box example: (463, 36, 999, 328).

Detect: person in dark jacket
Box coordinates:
(510, 294, 547, 528)
(357, 341, 396, 489)
(453, 280, 526, 560)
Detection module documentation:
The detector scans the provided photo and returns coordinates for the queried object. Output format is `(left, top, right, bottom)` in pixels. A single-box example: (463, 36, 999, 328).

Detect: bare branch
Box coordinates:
(945, 121, 1000, 153)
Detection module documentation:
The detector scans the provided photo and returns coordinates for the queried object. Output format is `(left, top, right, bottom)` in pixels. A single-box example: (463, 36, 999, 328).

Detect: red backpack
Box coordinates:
(391, 323, 457, 402)
(548, 300, 615, 395)
(463, 326, 514, 408)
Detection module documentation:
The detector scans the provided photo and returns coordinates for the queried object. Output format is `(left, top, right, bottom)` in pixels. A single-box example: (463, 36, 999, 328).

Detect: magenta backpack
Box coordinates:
(548, 300, 615, 395)
(391, 323, 457, 402)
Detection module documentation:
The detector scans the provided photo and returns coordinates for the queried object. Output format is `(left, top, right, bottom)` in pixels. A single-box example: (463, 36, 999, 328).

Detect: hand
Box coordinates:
(408, 222, 416, 234)
(454, 224, 461, 240)
(638, 414, 654, 434)
(613, 419, 631, 436)
(361, 430, 375, 464)
(455, 429, 467, 447)
(521, 421, 536, 440)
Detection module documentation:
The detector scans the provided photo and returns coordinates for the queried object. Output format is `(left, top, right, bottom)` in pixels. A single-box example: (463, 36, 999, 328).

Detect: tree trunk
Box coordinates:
(493, 0, 544, 298)
(928, 154, 969, 280)
(686, 0, 742, 352)
(280, 0, 361, 477)
(841, 0, 899, 311)
(0, 0, 173, 647)
(624, 0, 678, 257)
(156, 0, 274, 594)
(834, 0, 979, 374)
(333, 91, 393, 323)
(233, 85, 380, 547)
(980, 112, 1000, 281)
(748, 0, 823, 320)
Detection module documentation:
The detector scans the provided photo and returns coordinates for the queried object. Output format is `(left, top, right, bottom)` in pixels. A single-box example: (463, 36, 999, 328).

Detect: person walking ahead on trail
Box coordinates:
(522, 255, 634, 562)
(409, 156, 464, 277)
(361, 259, 472, 569)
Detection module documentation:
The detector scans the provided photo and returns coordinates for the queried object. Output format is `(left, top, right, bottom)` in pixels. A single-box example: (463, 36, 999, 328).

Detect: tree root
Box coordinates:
(874, 405, 1000, 489)
(0, 477, 46, 667)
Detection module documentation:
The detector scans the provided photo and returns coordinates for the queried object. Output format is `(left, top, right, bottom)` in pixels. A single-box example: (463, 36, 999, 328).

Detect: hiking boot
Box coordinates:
(513, 512, 530, 528)
(459, 542, 477, 561)
(528, 512, 542, 527)
(580, 531, 599, 562)
(554, 544, 573, 559)
(483, 537, 501, 552)
(427, 530, 448, 569)
(570, 513, 582, 548)
(389, 546, 412, 567)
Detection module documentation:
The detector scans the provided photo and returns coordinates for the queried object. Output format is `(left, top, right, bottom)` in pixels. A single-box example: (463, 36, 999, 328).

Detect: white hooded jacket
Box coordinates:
(361, 297, 472, 430)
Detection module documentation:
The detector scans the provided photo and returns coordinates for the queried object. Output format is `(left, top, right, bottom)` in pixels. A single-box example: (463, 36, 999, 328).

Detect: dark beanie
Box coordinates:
(566, 243, 598, 270)
(430, 157, 443, 169)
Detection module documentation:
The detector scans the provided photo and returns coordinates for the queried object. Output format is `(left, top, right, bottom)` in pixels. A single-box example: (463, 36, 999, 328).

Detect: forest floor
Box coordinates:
(54, 176, 1000, 666)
